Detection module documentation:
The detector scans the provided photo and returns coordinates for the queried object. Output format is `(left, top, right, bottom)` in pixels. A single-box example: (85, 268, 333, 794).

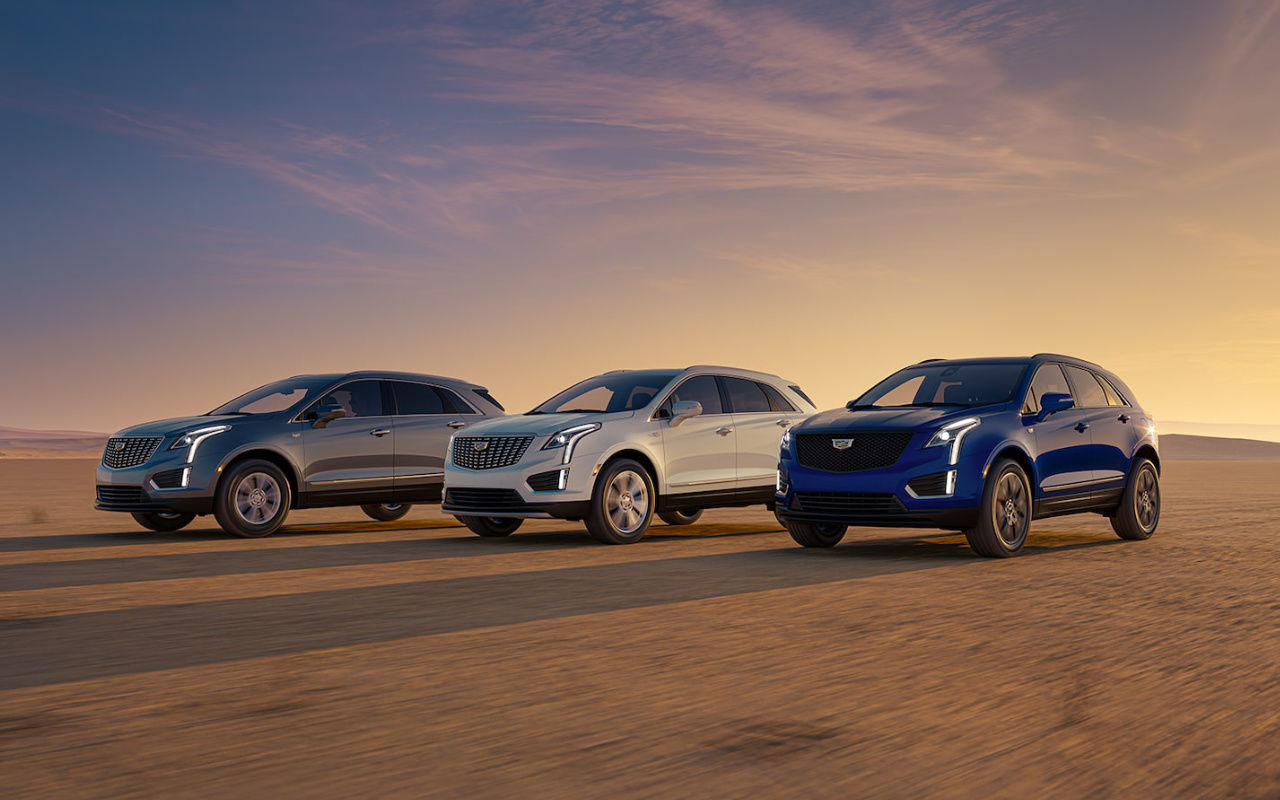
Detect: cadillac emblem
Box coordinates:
(112, 441, 127, 452)
(473, 441, 489, 452)
(831, 438, 853, 450)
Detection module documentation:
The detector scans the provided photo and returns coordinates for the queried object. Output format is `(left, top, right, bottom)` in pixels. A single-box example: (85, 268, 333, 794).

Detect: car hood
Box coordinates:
(797, 406, 994, 433)
(460, 411, 635, 438)
(111, 415, 247, 438)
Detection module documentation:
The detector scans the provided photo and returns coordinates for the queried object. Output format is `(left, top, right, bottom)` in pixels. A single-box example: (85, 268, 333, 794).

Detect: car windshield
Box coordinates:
(208, 377, 335, 416)
(529, 371, 679, 414)
(854, 363, 1028, 408)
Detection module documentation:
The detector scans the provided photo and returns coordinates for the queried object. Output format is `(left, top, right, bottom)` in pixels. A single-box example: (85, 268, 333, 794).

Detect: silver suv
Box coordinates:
(442, 366, 815, 543)
(95, 371, 504, 537)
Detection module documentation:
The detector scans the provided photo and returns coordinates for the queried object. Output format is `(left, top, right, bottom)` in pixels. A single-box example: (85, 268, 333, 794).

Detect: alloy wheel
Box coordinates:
(993, 471, 1028, 546)
(606, 470, 650, 534)
(234, 471, 283, 525)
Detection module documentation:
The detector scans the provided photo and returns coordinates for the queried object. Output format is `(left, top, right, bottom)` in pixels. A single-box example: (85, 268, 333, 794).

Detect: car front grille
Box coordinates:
(444, 488, 527, 510)
(791, 492, 906, 518)
(151, 468, 187, 489)
(795, 431, 913, 472)
(451, 436, 534, 470)
(102, 437, 164, 469)
(96, 485, 145, 505)
(907, 471, 951, 497)
(526, 470, 564, 492)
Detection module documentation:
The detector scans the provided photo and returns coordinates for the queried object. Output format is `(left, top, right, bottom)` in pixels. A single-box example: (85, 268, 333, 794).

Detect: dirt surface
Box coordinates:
(1, 459, 1278, 798)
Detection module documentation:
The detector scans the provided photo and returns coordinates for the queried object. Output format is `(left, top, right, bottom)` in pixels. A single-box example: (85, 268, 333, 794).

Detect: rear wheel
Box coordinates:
(213, 459, 292, 538)
(658, 509, 702, 526)
(964, 458, 1030, 557)
(784, 521, 847, 548)
(361, 503, 411, 522)
(1111, 458, 1160, 540)
(131, 511, 195, 532)
(586, 459, 655, 544)
(458, 516, 524, 537)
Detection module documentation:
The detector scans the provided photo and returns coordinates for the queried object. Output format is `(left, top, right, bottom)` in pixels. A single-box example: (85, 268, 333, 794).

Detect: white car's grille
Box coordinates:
(451, 436, 534, 470)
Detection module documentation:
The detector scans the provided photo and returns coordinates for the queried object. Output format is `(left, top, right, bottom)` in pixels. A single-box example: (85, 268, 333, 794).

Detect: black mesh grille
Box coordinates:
(527, 470, 564, 492)
(795, 431, 913, 472)
(97, 485, 145, 505)
(792, 492, 905, 517)
(445, 488, 526, 510)
(907, 472, 951, 497)
(451, 436, 534, 470)
(102, 437, 164, 469)
(152, 468, 187, 489)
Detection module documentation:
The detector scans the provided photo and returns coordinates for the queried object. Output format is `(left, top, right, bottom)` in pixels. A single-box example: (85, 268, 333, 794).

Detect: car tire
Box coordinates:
(131, 511, 196, 532)
(213, 459, 292, 538)
(361, 503, 412, 522)
(586, 458, 655, 544)
(964, 458, 1031, 558)
(458, 516, 524, 537)
(658, 509, 702, 526)
(784, 520, 848, 548)
(1111, 458, 1160, 540)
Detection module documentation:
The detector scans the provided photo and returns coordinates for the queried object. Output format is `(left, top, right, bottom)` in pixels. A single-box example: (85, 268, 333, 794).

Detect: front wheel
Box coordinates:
(131, 511, 195, 532)
(784, 520, 847, 548)
(362, 503, 411, 522)
(1111, 458, 1160, 540)
(586, 459, 655, 544)
(213, 459, 292, 538)
(964, 458, 1031, 557)
(658, 509, 702, 526)
(457, 516, 524, 537)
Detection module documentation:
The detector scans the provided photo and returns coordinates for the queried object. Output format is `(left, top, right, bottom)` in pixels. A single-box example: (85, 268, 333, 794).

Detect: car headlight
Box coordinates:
(541, 423, 601, 464)
(168, 425, 231, 462)
(780, 427, 793, 453)
(925, 417, 979, 465)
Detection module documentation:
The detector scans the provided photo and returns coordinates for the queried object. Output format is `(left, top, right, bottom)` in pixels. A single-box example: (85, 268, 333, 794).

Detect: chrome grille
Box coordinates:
(795, 431, 913, 472)
(102, 437, 164, 469)
(451, 436, 533, 470)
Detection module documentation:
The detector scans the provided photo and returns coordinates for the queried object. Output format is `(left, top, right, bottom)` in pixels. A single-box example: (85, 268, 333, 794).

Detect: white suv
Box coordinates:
(442, 366, 816, 543)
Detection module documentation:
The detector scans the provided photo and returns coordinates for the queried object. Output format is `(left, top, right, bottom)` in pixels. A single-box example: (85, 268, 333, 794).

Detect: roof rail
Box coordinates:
(913, 358, 946, 364)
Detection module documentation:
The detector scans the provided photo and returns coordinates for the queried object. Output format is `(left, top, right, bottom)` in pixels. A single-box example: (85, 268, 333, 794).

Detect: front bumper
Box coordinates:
(442, 441, 604, 520)
(95, 443, 218, 514)
(774, 443, 986, 530)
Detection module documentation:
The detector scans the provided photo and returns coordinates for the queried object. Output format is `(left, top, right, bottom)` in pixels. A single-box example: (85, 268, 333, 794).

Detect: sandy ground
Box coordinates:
(1, 459, 1278, 798)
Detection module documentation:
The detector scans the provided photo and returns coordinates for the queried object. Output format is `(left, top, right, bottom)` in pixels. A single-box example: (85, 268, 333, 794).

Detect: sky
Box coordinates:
(2, 0, 1279, 437)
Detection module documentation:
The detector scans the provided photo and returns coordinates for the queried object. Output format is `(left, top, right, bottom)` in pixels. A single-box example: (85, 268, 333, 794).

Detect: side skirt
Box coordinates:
(659, 485, 775, 512)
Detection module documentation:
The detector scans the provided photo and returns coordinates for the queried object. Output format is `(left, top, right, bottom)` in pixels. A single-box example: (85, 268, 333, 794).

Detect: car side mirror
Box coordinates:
(1038, 392, 1074, 420)
(668, 400, 702, 427)
(310, 403, 347, 429)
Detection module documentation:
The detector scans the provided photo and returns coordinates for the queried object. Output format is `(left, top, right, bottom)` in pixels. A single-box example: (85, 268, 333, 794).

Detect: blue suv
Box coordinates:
(774, 355, 1160, 557)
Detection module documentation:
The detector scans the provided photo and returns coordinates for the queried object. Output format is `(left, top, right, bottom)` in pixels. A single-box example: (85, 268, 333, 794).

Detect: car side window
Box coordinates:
(788, 384, 814, 406)
(759, 382, 797, 412)
(1064, 365, 1107, 408)
(314, 380, 386, 418)
(392, 382, 444, 415)
(722, 377, 771, 413)
(1096, 374, 1127, 407)
(437, 387, 479, 414)
(1023, 364, 1073, 414)
(664, 375, 724, 415)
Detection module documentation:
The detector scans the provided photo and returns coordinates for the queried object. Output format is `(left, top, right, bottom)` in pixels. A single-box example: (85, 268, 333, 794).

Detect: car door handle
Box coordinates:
(776, 419, 793, 428)
(1074, 423, 1089, 433)
(370, 428, 391, 437)
(715, 427, 734, 436)
(1117, 414, 1131, 423)
(447, 420, 468, 429)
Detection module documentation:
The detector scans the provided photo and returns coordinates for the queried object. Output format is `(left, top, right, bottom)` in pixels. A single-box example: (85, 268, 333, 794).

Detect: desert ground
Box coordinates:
(1, 458, 1278, 798)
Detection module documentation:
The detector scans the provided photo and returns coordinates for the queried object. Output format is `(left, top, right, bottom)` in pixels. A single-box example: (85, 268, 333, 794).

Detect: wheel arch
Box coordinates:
(596, 446, 663, 491)
(218, 448, 302, 504)
(985, 443, 1036, 488)
(1134, 444, 1160, 474)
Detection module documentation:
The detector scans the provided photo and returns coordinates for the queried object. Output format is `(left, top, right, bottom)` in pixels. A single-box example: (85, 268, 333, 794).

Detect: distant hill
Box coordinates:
(0, 426, 107, 458)
(1160, 434, 1280, 461)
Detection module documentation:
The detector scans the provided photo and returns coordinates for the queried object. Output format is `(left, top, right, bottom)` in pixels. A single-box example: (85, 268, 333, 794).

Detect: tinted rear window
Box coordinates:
(723, 377, 771, 413)
(392, 382, 444, 415)
(1064, 365, 1108, 408)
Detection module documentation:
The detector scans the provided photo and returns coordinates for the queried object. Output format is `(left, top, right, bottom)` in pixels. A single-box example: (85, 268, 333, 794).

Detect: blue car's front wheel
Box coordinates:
(965, 459, 1031, 558)
(784, 520, 848, 548)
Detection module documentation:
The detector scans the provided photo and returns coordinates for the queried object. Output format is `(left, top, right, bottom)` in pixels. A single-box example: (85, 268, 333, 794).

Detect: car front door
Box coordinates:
(1023, 364, 1095, 498)
(721, 376, 804, 490)
(300, 379, 396, 498)
(657, 375, 737, 494)
(389, 381, 477, 502)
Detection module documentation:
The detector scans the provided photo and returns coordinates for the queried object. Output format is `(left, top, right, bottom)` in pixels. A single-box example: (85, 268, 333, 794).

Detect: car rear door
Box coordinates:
(657, 375, 737, 493)
(721, 376, 804, 490)
(300, 379, 396, 496)
(1023, 364, 1095, 498)
(389, 381, 478, 502)
(1063, 366, 1131, 497)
